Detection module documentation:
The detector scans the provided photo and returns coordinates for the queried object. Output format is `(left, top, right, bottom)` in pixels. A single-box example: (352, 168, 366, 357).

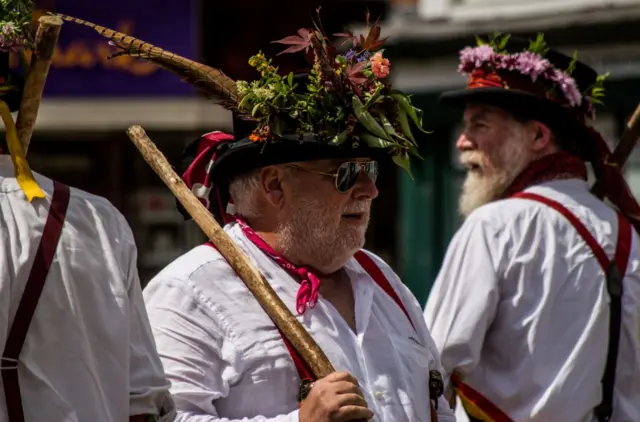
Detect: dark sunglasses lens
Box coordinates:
(336, 162, 361, 192)
(365, 162, 378, 183)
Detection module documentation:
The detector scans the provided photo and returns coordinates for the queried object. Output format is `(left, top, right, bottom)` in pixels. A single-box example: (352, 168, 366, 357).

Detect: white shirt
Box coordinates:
(424, 179, 640, 422)
(143, 221, 455, 422)
(0, 156, 175, 422)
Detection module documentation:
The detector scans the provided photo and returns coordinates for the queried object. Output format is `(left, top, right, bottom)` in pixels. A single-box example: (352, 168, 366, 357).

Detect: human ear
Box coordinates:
(260, 166, 286, 209)
(529, 120, 553, 152)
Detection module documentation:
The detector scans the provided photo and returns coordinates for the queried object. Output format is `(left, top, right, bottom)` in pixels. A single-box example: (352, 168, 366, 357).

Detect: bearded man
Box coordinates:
(132, 19, 454, 422)
(423, 35, 640, 422)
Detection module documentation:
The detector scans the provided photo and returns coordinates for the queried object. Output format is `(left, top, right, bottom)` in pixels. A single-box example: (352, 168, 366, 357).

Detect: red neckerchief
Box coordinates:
(503, 151, 587, 198)
(234, 216, 321, 315)
(503, 135, 640, 236)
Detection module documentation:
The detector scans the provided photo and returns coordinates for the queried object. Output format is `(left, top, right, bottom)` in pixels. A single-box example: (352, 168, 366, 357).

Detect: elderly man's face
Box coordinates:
(456, 103, 535, 217)
(278, 158, 379, 273)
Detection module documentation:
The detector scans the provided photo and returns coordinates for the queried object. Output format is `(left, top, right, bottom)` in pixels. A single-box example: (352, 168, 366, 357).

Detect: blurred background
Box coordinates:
(17, 0, 640, 305)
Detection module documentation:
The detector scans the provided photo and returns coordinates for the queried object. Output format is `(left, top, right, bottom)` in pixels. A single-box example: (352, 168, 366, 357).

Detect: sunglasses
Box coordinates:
(287, 161, 378, 193)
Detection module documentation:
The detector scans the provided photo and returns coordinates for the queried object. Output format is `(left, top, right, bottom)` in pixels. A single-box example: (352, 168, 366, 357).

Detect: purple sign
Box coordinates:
(13, 0, 199, 97)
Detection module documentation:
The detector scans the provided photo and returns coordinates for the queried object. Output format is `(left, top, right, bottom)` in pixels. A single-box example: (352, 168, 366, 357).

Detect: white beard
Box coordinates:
(458, 134, 533, 218)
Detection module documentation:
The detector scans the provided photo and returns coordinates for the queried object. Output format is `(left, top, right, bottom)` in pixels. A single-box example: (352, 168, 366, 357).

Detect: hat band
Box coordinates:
(467, 68, 570, 109)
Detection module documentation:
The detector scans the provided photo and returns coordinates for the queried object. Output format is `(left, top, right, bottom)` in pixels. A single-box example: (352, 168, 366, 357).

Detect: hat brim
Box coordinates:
(209, 135, 391, 182)
(438, 87, 589, 139)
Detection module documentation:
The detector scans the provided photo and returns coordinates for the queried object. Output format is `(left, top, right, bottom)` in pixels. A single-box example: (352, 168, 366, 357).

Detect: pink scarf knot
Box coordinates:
(234, 216, 321, 315)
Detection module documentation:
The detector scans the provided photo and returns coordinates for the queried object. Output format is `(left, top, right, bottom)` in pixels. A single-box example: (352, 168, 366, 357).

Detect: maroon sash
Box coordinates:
(1, 181, 70, 422)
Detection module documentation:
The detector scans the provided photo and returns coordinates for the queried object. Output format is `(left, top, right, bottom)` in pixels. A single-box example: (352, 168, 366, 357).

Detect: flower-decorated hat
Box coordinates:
(442, 32, 640, 233)
(55, 10, 430, 221)
(0, 0, 32, 112)
(440, 33, 608, 157)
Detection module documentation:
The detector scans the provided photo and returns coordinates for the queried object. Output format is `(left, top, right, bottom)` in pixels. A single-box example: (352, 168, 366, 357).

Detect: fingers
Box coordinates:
(331, 380, 364, 396)
(335, 405, 375, 421)
(325, 371, 360, 385)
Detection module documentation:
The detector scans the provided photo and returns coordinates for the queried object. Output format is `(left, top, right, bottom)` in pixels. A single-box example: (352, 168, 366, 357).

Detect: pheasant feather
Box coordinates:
(51, 13, 240, 108)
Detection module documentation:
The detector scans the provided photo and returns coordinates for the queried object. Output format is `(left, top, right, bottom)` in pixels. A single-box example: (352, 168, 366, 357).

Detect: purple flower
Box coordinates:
(345, 49, 357, 61)
(458, 45, 495, 73)
(585, 96, 596, 120)
(356, 51, 372, 62)
(549, 69, 582, 107)
(515, 51, 551, 81)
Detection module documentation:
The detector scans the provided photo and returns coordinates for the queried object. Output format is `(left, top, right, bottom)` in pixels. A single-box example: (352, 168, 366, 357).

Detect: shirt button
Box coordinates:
(375, 391, 383, 400)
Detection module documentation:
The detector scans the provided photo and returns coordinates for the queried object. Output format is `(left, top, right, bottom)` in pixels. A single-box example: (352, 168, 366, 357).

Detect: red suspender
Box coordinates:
(451, 192, 633, 422)
(279, 250, 416, 386)
(1, 181, 71, 422)
(513, 192, 632, 422)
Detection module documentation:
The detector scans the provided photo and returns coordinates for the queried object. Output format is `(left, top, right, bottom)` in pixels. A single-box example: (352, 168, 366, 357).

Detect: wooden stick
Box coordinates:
(126, 125, 335, 379)
(591, 103, 640, 199)
(16, 15, 63, 155)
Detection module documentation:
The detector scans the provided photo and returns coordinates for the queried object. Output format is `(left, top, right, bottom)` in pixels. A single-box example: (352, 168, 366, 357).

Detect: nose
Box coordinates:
(456, 133, 474, 151)
(353, 171, 379, 200)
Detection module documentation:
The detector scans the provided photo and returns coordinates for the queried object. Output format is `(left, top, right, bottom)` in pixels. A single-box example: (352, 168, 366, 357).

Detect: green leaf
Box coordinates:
(271, 117, 284, 137)
(359, 132, 396, 149)
(392, 153, 414, 180)
(288, 72, 294, 86)
(363, 84, 383, 110)
(390, 92, 431, 134)
(378, 110, 397, 137)
(251, 103, 263, 117)
(408, 145, 423, 160)
(329, 130, 349, 146)
(396, 106, 416, 144)
(352, 96, 392, 141)
(475, 35, 487, 46)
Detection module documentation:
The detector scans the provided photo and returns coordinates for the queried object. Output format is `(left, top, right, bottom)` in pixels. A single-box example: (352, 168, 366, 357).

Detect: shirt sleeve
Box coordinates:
(121, 220, 175, 419)
(143, 273, 299, 422)
(423, 215, 501, 387)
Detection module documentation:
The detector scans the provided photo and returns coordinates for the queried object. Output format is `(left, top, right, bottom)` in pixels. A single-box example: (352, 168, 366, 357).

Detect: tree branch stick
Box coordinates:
(126, 125, 335, 378)
(16, 15, 62, 155)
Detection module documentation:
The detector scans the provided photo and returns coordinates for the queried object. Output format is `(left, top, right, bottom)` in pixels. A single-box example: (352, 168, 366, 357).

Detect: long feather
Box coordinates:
(50, 13, 240, 108)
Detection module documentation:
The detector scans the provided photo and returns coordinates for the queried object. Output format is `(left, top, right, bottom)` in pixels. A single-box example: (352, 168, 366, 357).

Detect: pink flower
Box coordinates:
(370, 52, 390, 78)
(458, 45, 495, 73)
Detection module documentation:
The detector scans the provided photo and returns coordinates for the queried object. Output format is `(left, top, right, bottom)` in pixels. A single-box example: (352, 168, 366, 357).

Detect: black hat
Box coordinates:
(205, 74, 391, 185)
(0, 51, 25, 113)
(59, 10, 432, 221)
(439, 34, 606, 158)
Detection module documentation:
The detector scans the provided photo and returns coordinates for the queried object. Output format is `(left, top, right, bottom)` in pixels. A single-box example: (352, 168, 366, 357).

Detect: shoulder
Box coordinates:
(354, 248, 422, 318)
(143, 244, 243, 319)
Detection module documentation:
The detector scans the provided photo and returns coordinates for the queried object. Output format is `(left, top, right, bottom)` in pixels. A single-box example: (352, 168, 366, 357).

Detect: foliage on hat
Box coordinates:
(458, 32, 609, 120)
(54, 9, 430, 175)
(0, 0, 33, 52)
(234, 8, 430, 175)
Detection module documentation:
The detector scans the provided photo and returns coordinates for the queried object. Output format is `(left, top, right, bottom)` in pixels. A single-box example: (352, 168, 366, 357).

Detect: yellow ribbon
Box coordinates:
(0, 99, 46, 201)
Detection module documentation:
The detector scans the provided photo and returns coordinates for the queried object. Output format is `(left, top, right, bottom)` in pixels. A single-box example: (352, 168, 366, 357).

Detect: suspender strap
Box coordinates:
(1, 181, 70, 422)
(513, 192, 632, 422)
(353, 250, 416, 331)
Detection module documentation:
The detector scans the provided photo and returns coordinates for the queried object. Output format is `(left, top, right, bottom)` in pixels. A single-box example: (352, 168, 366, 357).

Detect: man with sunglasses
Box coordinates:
(142, 73, 453, 422)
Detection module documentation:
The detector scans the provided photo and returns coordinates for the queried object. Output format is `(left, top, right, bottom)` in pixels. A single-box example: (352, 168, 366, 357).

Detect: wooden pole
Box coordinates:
(591, 103, 640, 199)
(16, 15, 62, 155)
(126, 125, 336, 379)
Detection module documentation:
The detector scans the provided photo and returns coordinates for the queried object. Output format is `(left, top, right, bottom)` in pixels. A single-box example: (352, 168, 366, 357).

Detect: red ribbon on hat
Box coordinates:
(182, 131, 235, 222)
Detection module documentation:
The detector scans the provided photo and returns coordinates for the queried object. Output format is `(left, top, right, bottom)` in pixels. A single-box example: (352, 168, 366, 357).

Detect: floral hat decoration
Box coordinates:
(439, 33, 608, 137)
(55, 9, 431, 221)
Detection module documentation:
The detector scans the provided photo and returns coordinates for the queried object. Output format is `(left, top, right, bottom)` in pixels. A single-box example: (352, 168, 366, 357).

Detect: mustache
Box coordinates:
(343, 201, 371, 214)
